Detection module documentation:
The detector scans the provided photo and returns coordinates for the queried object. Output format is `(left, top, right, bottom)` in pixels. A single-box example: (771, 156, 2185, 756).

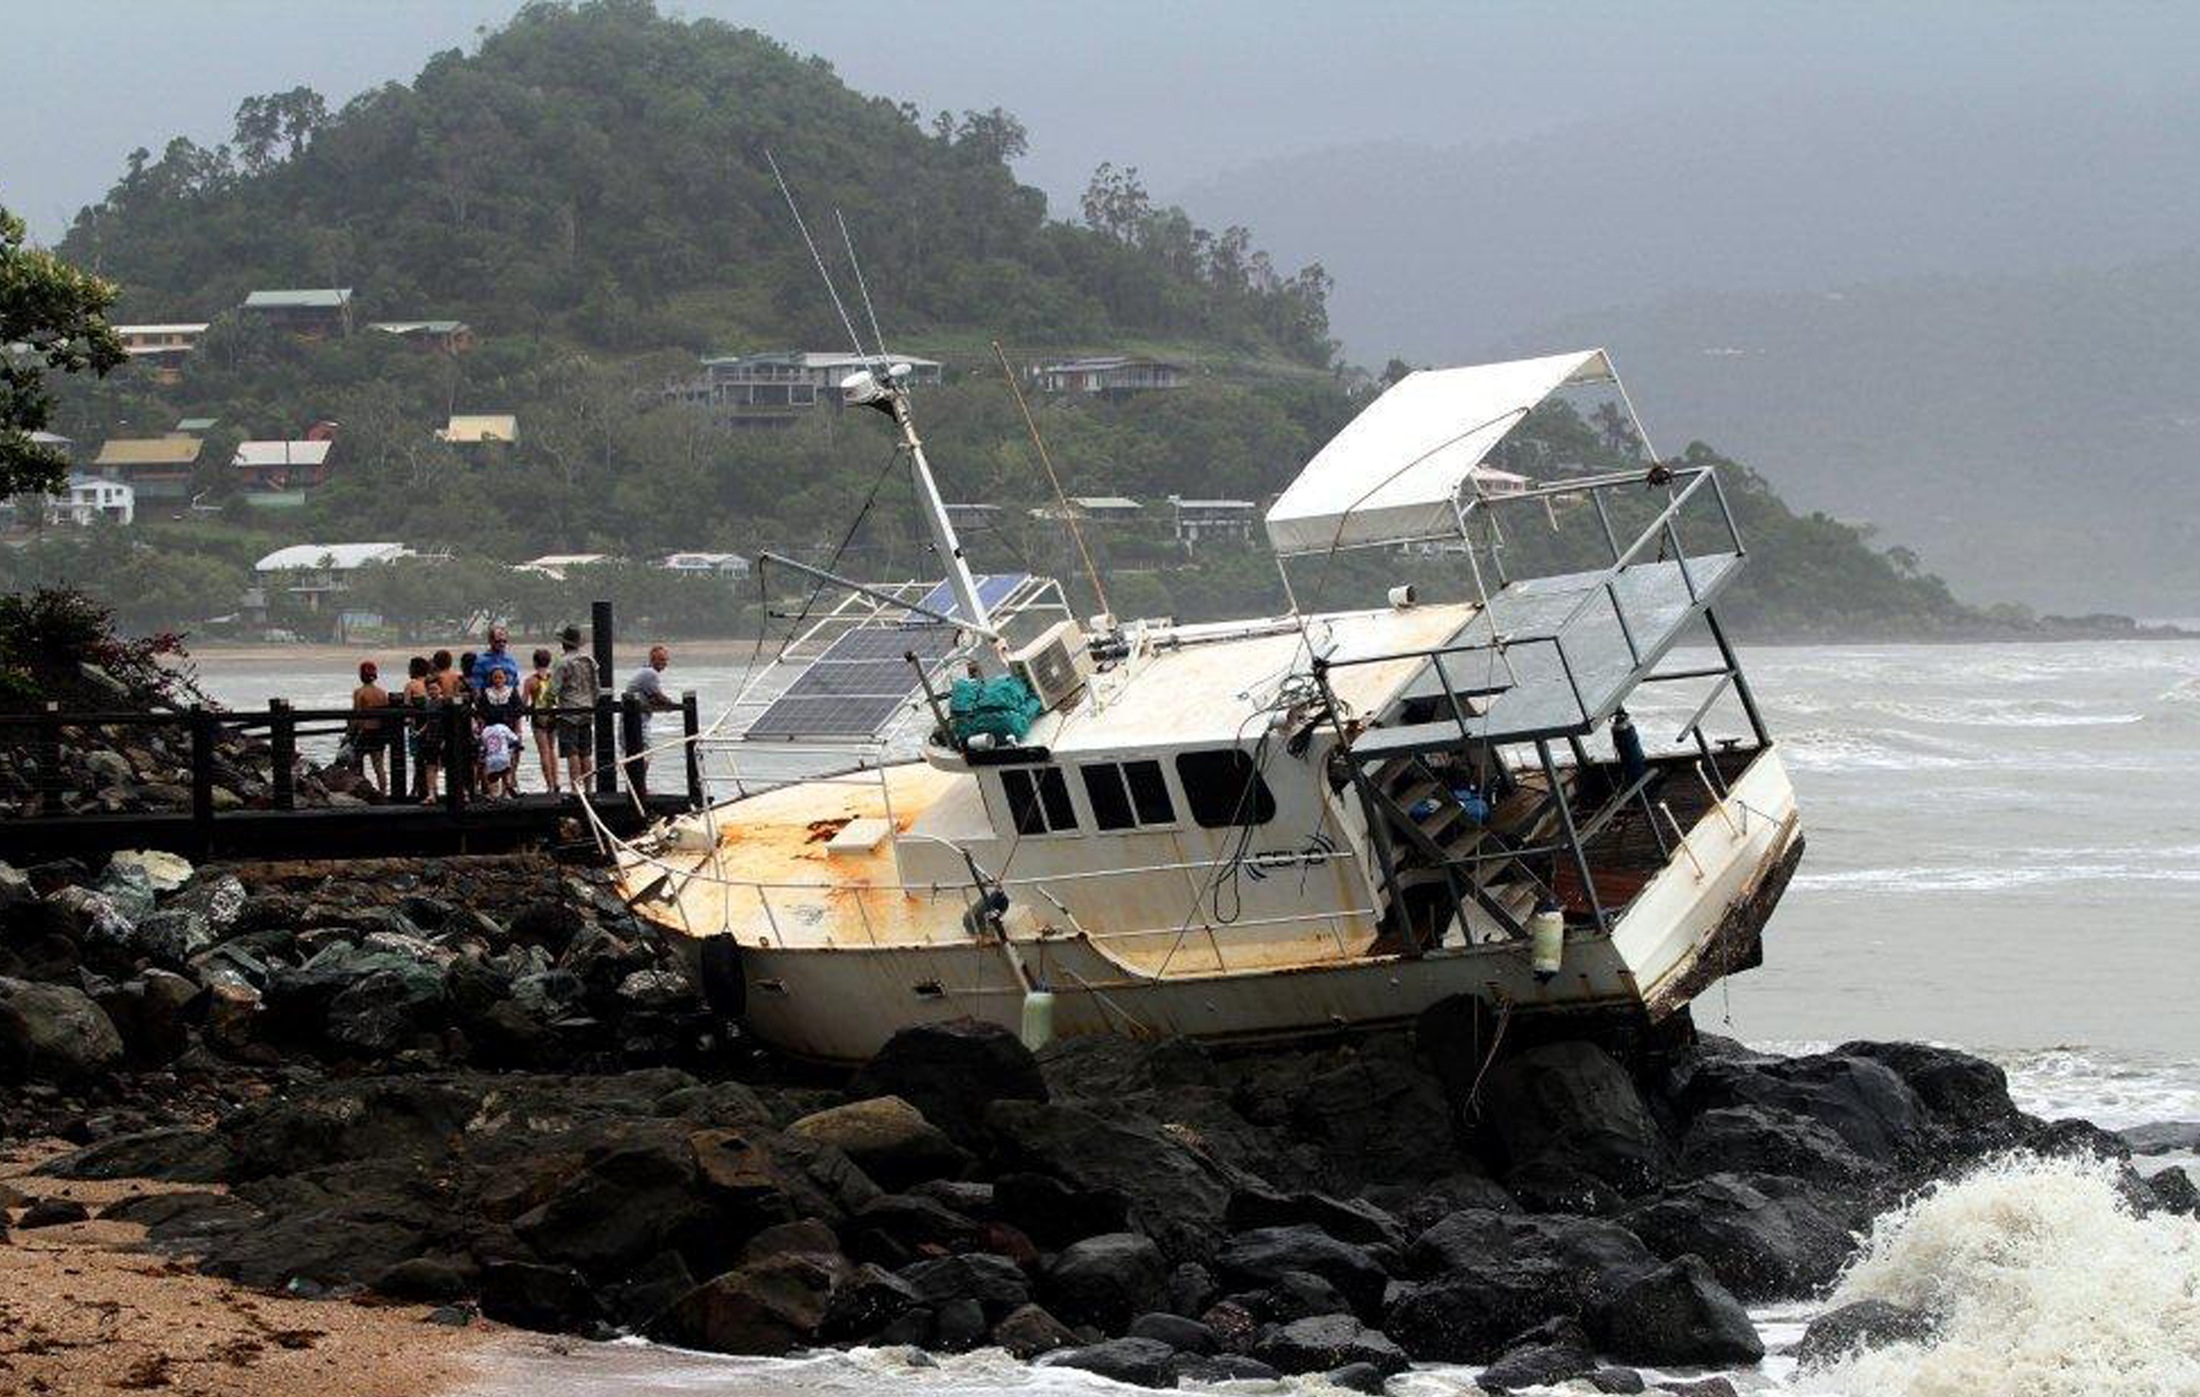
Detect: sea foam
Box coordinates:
(1813, 1154, 2200, 1397)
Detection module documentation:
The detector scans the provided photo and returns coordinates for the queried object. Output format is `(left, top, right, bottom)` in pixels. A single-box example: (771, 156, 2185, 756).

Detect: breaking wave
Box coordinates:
(1812, 1154, 2200, 1397)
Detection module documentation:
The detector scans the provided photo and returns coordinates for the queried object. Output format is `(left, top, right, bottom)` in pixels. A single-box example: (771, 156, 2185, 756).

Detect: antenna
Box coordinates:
(764, 150, 866, 361)
(993, 340, 1111, 619)
(835, 209, 890, 363)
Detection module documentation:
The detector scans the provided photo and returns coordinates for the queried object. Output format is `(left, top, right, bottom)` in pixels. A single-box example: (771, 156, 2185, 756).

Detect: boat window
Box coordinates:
(1001, 766, 1078, 835)
(1080, 760, 1177, 831)
(1174, 749, 1277, 828)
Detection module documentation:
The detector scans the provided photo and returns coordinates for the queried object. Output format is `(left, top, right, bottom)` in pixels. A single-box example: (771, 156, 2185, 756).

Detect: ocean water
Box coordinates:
(189, 638, 2200, 1396)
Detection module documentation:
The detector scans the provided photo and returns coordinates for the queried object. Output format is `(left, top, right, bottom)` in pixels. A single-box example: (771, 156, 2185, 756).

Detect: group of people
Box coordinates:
(345, 623, 680, 804)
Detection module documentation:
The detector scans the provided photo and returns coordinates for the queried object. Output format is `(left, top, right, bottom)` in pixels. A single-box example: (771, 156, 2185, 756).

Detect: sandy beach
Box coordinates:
(0, 1144, 496, 1397)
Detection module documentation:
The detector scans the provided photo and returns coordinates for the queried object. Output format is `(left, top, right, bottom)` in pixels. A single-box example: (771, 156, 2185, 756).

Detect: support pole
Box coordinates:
(592, 599, 618, 797)
(270, 699, 296, 811)
(1537, 739, 1605, 930)
(1703, 607, 1770, 748)
(681, 691, 703, 810)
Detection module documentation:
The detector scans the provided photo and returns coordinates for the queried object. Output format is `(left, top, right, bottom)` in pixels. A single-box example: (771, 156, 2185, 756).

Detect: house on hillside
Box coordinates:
(516, 553, 613, 580)
(659, 551, 750, 579)
(241, 288, 353, 338)
(253, 542, 410, 614)
(174, 416, 219, 435)
(28, 430, 73, 460)
(370, 320, 475, 354)
(1030, 495, 1143, 524)
(1168, 495, 1258, 549)
(47, 475, 135, 527)
(1031, 355, 1186, 397)
(113, 323, 210, 383)
(232, 438, 337, 506)
(93, 436, 203, 502)
(667, 351, 944, 425)
(437, 414, 518, 445)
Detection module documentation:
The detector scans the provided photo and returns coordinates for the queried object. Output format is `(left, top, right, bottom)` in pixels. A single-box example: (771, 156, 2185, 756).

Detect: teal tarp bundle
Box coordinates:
(950, 674, 1044, 743)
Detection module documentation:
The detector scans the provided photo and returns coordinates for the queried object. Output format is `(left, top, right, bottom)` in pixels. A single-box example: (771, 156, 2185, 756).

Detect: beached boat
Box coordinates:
(610, 349, 1803, 1064)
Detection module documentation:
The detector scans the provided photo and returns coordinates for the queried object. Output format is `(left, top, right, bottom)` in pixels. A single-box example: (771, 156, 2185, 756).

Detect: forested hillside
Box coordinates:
(10, 0, 2020, 641)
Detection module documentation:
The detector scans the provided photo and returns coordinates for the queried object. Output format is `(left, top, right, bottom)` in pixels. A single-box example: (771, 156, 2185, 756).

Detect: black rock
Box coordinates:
(2148, 1165, 2200, 1217)
(1359, 1171, 1521, 1234)
(1041, 1336, 1179, 1388)
(1678, 1105, 1887, 1188)
(1589, 1367, 1648, 1393)
(602, 1250, 697, 1331)
(1326, 1360, 1392, 1394)
(1839, 1040, 2025, 1149)
(1620, 1173, 1857, 1301)
(374, 1255, 475, 1303)
(988, 1099, 1233, 1262)
(841, 1193, 983, 1267)
(1042, 1232, 1168, 1330)
(817, 1262, 921, 1342)
(1408, 1208, 1657, 1306)
(42, 1125, 233, 1183)
(1588, 1255, 1763, 1365)
(1215, 1224, 1390, 1320)
(1679, 1051, 1923, 1165)
(2029, 1117, 2132, 1162)
(1480, 1041, 1669, 1197)
(932, 1297, 988, 1351)
(1252, 1313, 1410, 1377)
(1165, 1260, 1219, 1317)
(18, 1197, 91, 1228)
(1239, 1268, 1352, 1322)
(992, 1302, 1078, 1359)
(0, 976, 123, 1083)
(2120, 1121, 2200, 1156)
(1660, 1379, 1739, 1397)
(650, 1253, 841, 1355)
(851, 1017, 1048, 1148)
(993, 1171, 1129, 1248)
(1128, 1310, 1218, 1353)
(897, 1253, 1030, 1318)
(1227, 1184, 1407, 1248)
(1795, 1298, 1936, 1369)
(1286, 1052, 1458, 1190)
(479, 1259, 599, 1332)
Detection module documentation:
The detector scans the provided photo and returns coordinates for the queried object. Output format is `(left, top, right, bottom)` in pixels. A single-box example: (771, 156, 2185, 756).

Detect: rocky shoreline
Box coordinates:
(5, 850, 2197, 1394)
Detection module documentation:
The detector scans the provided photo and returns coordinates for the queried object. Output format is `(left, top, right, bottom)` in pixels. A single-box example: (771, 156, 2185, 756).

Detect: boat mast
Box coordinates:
(848, 368, 1006, 674)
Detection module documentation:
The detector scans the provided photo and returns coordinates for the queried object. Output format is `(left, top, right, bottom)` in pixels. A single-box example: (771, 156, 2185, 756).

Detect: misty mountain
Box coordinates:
(1175, 91, 2200, 612)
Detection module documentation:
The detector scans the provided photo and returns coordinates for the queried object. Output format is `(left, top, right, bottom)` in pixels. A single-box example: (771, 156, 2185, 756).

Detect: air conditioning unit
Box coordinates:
(1009, 619, 1094, 712)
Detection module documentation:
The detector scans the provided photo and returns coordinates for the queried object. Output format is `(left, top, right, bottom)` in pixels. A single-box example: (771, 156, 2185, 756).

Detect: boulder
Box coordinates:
(1325, 1361, 1391, 1394)
(94, 970, 196, 1066)
(897, 1253, 1030, 1318)
(1794, 1298, 1935, 1369)
(988, 1099, 1233, 1262)
(1588, 1255, 1763, 1365)
(841, 1193, 982, 1267)
(1042, 1232, 1168, 1330)
(1359, 1171, 1520, 1234)
(851, 1018, 1048, 1147)
(1287, 1052, 1458, 1188)
(0, 976, 123, 1083)
(1252, 1313, 1409, 1377)
(1387, 1209, 1659, 1363)
(513, 1126, 720, 1279)
(0, 896, 83, 983)
(1620, 1173, 1857, 1301)
(2120, 1121, 2200, 1156)
(1479, 1334, 1597, 1393)
(1384, 1270, 1571, 1364)
(651, 1253, 844, 1355)
(375, 1255, 475, 1303)
(1678, 1105, 1887, 1188)
(787, 1096, 970, 1190)
(993, 1170, 1129, 1247)
(1480, 1042, 1668, 1196)
(741, 1219, 842, 1264)
(933, 1297, 987, 1351)
(1166, 1260, 1219, 1317)
(992, 1303, 1078, 1359)
(1839, 1040, 2026, 1153)
(817, 1262, 921, 1343)
(1679, 1051, 1923, 1166)
(42, 1126, 233, 1182)
(1214, 1225, 1389, 1319)
(2148, 1165, 2200, 1217)
(1171, 1354, 1281, 1383)
(1041, 1337, 1178, 1389)
(18, 1198, 92, 1228)
(131, 908, 214, 968)
(1128, 1311, 1219, 1353)
(325, 961, 449, 1056)
(479, 1259, 599, 1332)
(1236, 1268, 1352, 1322)
(1226, 1184, 1406, 1249)
(1588, 1368, 1647, 1394)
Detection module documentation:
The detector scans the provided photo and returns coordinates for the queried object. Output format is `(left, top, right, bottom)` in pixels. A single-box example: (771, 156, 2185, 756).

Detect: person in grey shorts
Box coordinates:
(550, 624, 600, 790)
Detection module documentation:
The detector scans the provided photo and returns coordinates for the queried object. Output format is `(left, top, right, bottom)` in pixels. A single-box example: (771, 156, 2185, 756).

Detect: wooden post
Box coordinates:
(592, 599, 618, 797)
(681, 690, 702, 809)
(37, 701, 61, 817)
(620, 692, 645, 799)
(270, 699, 296, 811)
(189, 705, 216, 858)
(386, 706, 407, 801)
(442, 699, 466, 820)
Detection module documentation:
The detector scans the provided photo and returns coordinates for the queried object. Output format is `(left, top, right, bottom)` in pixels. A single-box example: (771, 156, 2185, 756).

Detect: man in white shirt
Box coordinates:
(621, 644, 680, 797)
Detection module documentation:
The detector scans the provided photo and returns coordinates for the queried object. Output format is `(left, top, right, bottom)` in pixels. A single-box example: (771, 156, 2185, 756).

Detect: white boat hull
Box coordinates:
(659, 749, 1802, 1065)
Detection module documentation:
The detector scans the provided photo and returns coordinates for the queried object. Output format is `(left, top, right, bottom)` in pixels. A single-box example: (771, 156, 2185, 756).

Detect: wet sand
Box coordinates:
(0, 1144, 497, 1397)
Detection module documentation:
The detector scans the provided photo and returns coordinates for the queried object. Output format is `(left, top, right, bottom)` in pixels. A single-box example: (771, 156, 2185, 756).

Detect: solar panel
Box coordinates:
(908, 573, 1029, 625)
(746, 614, 967, 739)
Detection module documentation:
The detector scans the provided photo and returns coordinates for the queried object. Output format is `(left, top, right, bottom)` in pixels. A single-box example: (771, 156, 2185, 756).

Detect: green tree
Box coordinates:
(1, 203, 127, 496)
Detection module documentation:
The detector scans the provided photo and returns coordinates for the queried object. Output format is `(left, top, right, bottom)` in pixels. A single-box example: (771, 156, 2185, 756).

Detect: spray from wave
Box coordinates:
(1810, 1154, 2200, 1397)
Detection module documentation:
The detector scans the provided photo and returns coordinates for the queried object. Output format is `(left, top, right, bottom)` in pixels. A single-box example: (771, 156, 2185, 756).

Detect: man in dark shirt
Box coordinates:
(621, 644, 679, 797)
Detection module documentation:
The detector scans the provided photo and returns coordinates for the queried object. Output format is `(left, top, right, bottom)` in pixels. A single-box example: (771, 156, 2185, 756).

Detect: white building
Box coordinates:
(1169, 495, 1259, 549)
(669, 351, 944, 421)
(47, 474, 135, 527)
(516, 553, 615, 580)
(1031, 355, 1186, 396)
(659, 551, 751, 578)
(254, 542, 410, 611)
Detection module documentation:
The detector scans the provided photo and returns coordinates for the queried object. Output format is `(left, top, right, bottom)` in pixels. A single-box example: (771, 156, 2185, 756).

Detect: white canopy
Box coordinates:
(1264, 349, 1614, 554)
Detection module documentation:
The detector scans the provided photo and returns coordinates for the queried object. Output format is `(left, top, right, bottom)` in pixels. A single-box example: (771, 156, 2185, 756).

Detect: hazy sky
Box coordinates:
(7, 0, 2192, 245)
